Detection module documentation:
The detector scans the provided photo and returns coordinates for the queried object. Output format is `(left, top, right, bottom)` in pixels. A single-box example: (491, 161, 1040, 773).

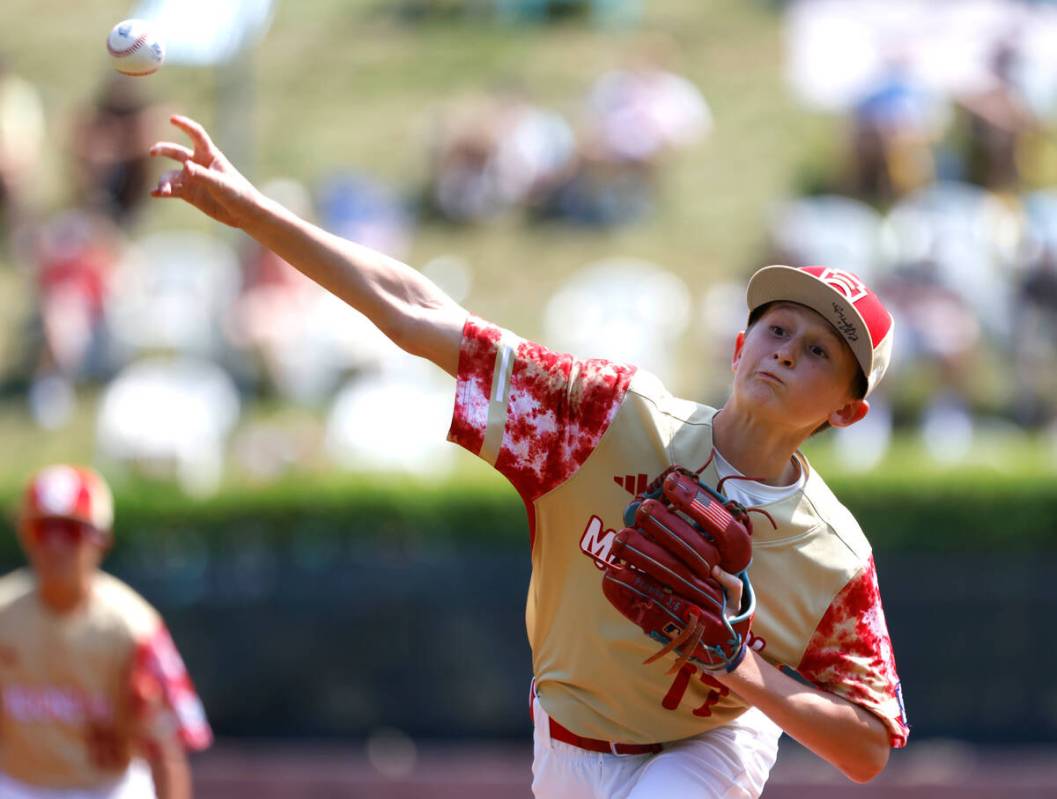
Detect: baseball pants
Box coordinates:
(0, 760, 155, 799)
(531, 694, 781, 799)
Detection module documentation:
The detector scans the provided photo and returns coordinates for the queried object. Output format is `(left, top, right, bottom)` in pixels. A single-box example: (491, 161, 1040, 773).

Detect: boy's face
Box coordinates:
(731, 302, 868, 433)
(19, 517, 108, 592)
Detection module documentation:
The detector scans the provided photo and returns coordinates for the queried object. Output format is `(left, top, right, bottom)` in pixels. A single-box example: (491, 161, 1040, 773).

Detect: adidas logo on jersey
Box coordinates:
(613, 473, 649, 496)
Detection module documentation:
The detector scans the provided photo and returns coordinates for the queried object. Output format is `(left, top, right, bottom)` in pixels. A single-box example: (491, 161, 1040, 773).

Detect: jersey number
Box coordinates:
(661, 664, 728, 717)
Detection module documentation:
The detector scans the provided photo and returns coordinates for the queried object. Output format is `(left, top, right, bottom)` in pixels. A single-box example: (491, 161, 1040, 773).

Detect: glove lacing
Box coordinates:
(643, 608, 710, 674)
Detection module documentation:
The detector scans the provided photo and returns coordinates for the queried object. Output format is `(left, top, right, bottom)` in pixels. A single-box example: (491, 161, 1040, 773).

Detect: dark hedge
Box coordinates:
(1, 473, 1054, 563)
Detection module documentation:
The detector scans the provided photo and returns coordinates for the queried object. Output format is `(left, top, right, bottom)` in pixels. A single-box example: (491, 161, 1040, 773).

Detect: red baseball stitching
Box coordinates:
(107, 31, 147, 58)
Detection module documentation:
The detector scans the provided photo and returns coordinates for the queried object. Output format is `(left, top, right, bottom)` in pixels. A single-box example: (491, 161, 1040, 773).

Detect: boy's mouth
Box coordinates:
(756, 370, 783, 385)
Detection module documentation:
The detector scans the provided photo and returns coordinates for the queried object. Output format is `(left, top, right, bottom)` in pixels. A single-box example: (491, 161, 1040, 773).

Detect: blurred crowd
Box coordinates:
(422, 42, 710, 226)
(765, 0, 1057, 467)
(0, 37, 711, 494)
(3, 0, 1057, 497)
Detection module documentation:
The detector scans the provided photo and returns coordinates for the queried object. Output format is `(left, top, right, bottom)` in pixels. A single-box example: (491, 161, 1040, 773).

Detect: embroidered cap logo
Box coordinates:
(818, 268, 868, 304)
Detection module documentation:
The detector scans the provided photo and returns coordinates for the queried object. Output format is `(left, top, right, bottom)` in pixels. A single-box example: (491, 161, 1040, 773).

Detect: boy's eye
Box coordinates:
(769, 325, 785, 336)
(809, 344, 828, 359)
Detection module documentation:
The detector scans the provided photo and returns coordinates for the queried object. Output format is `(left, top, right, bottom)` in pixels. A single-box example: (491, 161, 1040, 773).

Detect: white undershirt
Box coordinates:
(711, 447, 805, 509)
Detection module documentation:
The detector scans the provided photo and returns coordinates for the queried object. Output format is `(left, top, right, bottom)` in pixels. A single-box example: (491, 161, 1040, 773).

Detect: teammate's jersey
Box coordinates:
(0, 569, 212, 790)
(448, 316, 909, 748)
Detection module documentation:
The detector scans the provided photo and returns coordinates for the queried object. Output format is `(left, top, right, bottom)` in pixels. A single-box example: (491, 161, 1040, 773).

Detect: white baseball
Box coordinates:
(106, 19, 165, 77)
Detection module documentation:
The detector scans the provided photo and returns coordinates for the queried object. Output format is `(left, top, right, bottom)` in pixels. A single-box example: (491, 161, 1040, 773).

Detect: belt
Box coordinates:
(547, 716, 663, 756)
(530, 679, 663, 756)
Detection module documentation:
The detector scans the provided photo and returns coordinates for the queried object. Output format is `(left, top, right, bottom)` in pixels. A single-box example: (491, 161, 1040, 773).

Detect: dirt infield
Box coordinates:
(192, 739, 1057, 798)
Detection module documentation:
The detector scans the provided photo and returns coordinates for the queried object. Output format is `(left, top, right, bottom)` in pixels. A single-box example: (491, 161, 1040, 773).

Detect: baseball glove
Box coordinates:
(602, 466, 758, 674)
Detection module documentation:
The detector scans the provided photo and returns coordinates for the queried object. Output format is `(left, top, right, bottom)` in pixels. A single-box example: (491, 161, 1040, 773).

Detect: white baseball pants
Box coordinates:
(0, 760, 155, 799)
(531, 694, 781, 799)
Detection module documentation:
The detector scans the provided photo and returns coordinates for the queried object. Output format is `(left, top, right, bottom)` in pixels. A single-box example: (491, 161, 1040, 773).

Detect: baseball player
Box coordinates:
(0, 465, 212, 799)
(150, 115, 908, 797)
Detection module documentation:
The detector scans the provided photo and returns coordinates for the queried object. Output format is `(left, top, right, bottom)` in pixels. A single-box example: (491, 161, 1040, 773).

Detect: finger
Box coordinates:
(711, 564, 740, 594)
(149, 142, 194, 164)
(170, 114, 218, 155)
(150, 168, 184, 198)
(712, 565, 743, 615)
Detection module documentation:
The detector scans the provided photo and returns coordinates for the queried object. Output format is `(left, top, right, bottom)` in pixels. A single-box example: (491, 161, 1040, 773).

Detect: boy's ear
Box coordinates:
(731, 330, 746, 371)
(828, 398, 870, 429)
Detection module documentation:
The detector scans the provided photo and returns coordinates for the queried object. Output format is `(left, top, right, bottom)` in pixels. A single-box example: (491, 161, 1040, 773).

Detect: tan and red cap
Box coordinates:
(21, 465, 114, 532)
(746, 265, 895, 397)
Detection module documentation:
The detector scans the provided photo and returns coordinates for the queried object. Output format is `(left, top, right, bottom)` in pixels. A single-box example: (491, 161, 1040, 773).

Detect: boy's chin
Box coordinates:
(738, 391, 823, 429)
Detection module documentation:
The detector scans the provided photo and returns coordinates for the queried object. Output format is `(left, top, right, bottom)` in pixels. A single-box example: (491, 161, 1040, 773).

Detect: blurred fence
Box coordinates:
(18, 548, 1047, 745)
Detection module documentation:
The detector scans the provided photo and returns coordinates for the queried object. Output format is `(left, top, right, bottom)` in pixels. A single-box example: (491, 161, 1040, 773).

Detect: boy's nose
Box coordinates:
(773, 344, 795, 367)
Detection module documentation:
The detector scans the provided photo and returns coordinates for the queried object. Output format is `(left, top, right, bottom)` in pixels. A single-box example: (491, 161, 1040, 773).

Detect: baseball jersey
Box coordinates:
(448, 316, 909, 748)
(0, 569, 212, 790)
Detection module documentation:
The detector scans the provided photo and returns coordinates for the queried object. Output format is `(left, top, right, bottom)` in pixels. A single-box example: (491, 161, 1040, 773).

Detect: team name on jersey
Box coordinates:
(579, 515, 618, 569)
(3, 684, 112, 724)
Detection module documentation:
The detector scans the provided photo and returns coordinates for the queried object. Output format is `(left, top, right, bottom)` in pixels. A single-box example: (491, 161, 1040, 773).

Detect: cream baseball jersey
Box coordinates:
(448, 316, 909, 747)
(0, 569, 211, 789)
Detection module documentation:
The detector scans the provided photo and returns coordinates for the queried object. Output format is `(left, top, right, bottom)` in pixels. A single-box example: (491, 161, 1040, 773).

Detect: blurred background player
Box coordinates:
(0, 464, 212, 799)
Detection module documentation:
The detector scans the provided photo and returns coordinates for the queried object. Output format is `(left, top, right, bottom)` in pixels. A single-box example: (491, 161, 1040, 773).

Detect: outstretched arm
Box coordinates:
(150, 115, 467, 375)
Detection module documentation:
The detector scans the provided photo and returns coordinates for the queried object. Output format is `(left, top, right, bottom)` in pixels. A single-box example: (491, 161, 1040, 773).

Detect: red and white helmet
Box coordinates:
(21, 465, 114, 533)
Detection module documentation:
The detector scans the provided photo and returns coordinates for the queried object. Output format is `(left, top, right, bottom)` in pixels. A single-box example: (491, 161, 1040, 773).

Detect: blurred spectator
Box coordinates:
(0, 56, 44, 252)
(318, 172, 414, 259)
(537, 42, 710, 226)
(424, 86, 575, 223)
(581, 47, 711, 167)
(884, 181, 1021, 341)
(26, 209, 122, 428)
(1011, 248, 1057, 427)
(494, 0, 642, 26)
(953, 40, 1037, 194)
(847, 60, 944, 202)
(69, 76, 159, 229)
(228, 179, 329, 400)
(878, 260, 984, 458)
(229, 178, 411, 405)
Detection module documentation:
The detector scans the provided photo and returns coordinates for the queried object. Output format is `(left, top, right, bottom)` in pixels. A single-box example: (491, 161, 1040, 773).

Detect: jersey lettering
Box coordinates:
(2, 685, 112, 725)
(579, 515, 618, 568)
(692, 672, 730, 718)
(658, 632, 767, 714)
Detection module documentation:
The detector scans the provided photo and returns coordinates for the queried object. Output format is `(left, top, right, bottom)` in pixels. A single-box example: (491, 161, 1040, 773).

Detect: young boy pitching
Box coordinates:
(150, 115, 907, 797)
(0, 465, 212, 799)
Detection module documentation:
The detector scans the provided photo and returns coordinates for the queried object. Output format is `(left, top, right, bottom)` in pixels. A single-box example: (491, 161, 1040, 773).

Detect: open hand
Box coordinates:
(149, 115, 259, 229)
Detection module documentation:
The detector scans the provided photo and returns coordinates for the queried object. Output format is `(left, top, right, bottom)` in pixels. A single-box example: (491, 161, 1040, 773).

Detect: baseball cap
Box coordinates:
(745, 265, 894, 397)
(21, 465, 114, 532)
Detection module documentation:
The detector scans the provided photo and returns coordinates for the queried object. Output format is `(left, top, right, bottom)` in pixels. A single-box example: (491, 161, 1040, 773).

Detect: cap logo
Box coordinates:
(36, 466, 80, 517)
(819, 268, 868, 303)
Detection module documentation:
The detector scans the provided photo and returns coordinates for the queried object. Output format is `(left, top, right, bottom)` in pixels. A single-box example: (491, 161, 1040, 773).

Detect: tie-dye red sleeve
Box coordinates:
(796, 556, 910, 748)
(129, 624, 213, 753)
(448, 315, 635, 501)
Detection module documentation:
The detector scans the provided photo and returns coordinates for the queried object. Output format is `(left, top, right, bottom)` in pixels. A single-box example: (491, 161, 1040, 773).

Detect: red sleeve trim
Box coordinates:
(130, 624, 213, 752)
(448, 315, 635, 503)
(796, 556, 909, 748)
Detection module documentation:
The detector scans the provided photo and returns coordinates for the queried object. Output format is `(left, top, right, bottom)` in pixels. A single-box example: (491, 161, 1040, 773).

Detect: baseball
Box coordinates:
(106, 19, 165, 77)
